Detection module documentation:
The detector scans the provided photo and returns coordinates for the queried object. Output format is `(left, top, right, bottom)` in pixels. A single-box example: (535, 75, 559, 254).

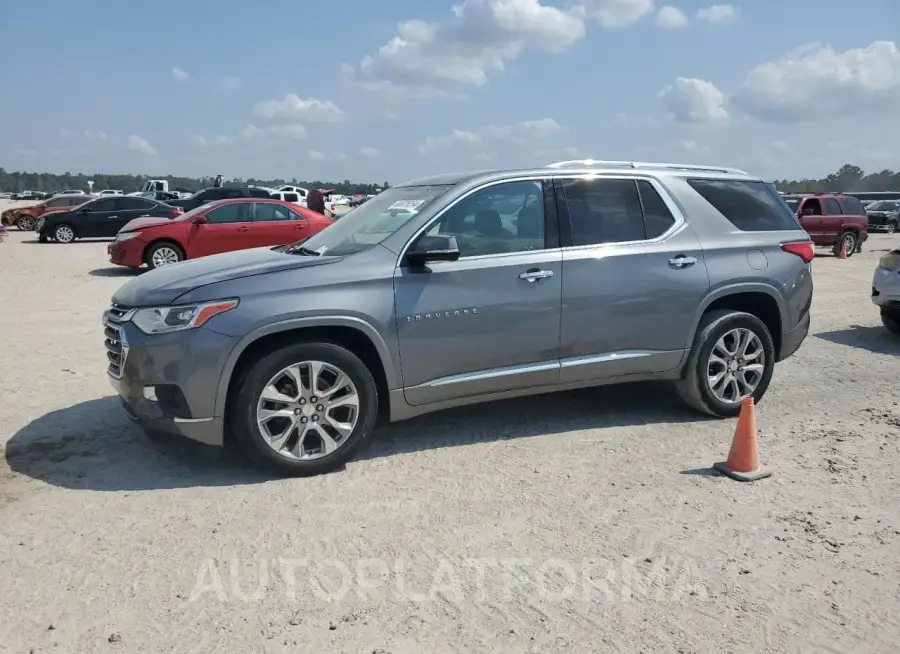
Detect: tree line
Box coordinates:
(772, 164, 899, 193)
(0, 168, 390, 195)
(1, 163, 898, 195)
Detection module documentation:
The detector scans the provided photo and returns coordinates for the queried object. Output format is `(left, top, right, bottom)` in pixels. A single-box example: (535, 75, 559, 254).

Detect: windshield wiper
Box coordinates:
(284, 244, 322, 256)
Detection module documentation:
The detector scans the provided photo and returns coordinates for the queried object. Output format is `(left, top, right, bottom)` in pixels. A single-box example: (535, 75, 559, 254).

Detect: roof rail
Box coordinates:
(545, 159, 749, 176)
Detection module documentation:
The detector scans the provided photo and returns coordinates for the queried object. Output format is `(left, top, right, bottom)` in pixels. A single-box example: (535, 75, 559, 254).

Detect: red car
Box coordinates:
(781, 193, 869, 257)
(108, 198, 333, 270)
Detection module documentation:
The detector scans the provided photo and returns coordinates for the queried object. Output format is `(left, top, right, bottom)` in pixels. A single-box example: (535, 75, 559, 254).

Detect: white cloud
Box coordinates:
(360, 147, 381, 157)
(350, 0, 586, 95)
(308, 150, 327, 160)
(220, 77, 241, 90)
(583, 0, 655, 28)
(252, 94, 344, 122)
(536, 145, 589, 161)
(656, 6, 688, 28)
(657, 77, 729, 124)
(419, 117, 562, 153)
(172, 67, 191, 83)
(696, 4, 737, 24)
(268, 124, 308, 139)
(732, 41, 900, 122)
(128, 135, 157, 156)
(676, 139, 712, 154)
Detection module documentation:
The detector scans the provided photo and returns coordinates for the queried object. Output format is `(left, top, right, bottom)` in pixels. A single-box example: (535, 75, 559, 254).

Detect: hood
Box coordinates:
(120, 215, 178, 233)
(111, 245, 342, 307)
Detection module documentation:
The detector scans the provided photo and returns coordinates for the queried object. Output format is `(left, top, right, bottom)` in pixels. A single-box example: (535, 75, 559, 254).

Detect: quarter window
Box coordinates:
(205, 203, 249, 224)
(839, 196, 866, 215)
(687, 179, 799, 231)
(424, 180, 546, 257)
(637, 180, 677, 239)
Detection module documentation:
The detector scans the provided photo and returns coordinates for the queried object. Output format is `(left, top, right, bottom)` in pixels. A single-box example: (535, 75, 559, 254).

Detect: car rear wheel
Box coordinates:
(144, 241, 184, 270)
(53, 224, 76, 243)
(833, 231, 857, 257)
(882, 308, 900, 335)
(675, 310, 776, 418)
(230, 342, 378, 476)
(16, 215, 35, 231)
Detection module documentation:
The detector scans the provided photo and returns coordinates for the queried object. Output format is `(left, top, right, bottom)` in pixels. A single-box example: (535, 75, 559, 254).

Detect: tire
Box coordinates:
(16, 215, 35, 231)
(230, 342, 378, 476)
(887, 221, 897, 234)
(882, 308, 900, 335)
(832, 230, 857, 257)
(675, 310, 776, 418)
(144, 241, 185, 270)
(52, 223, 76, 243)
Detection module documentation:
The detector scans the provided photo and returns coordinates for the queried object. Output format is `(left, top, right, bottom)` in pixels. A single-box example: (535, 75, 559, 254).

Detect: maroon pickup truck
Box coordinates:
(782, 193, 869, 258)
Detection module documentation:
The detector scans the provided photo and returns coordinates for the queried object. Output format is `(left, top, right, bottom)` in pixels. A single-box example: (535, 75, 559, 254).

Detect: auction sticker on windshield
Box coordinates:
(387, 200, 427, 212)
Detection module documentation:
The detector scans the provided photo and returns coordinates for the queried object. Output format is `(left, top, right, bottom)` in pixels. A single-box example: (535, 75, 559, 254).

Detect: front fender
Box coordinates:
(212, 315, 399, 418)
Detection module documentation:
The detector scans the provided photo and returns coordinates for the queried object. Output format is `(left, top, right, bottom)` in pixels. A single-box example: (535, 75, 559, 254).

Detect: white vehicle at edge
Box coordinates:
(97, 189, 124, 196)
(873, 248, 900, 334)
(275, 185, 308, 206)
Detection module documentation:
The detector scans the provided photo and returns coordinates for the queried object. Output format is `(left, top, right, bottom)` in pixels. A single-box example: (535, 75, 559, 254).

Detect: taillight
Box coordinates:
(780, 240, 815, 263)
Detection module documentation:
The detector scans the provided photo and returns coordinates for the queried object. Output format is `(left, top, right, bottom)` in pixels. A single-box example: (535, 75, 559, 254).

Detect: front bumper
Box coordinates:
(105, 316, 239, 447)
(872, 266, 900, 308)
(108, 238, 146, 267)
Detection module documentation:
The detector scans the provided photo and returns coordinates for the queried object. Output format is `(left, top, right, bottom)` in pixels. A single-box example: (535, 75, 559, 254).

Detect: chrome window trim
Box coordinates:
(395, 172, 689, 267)
(395, 176, 556, 267)
(554, 174, 687, 252)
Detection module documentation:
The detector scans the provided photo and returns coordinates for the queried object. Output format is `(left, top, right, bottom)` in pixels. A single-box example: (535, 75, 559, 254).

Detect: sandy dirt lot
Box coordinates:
(1, 208, 899, 653)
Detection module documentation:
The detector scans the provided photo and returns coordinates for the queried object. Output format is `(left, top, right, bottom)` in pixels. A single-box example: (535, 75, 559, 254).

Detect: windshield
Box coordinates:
(297, 185, 452, 256)
(868, 201, 900, 211)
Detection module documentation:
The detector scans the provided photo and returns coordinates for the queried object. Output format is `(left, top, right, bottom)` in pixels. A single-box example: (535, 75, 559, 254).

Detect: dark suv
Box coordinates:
(781, 193, 869, 256)
(865, 200, 900, 233)
(104, 160, 814, 476)
(168, 186, 273, 212)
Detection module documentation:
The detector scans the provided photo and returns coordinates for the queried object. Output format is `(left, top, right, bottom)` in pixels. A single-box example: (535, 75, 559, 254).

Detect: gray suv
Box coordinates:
(103, 160, 814, 476)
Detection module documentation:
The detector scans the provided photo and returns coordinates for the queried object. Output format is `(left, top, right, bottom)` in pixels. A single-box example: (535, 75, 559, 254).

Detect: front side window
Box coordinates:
(205, 203, 249, 224)
(423, 180, 546, 257)
(298, 184, 451, 257)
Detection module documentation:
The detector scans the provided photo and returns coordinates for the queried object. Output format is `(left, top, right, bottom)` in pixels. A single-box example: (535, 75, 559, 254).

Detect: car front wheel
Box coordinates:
(16, 215, 35, 231)
(882, 308, 900, 335)
(230, 342, 378, 476)
(144, 241, 184, 270)
(675, 309, 776, 417)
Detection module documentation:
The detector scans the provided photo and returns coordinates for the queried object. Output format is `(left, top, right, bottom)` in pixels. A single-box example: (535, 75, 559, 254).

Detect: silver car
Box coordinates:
(873, 248, 900, 333)
(104, 159, 814, 476)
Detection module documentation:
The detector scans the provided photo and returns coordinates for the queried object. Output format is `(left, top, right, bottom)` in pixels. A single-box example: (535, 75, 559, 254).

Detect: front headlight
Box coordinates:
(878, 251, 900, 271)
(131, 299, 239, 334)
(116, 231, 141, 242)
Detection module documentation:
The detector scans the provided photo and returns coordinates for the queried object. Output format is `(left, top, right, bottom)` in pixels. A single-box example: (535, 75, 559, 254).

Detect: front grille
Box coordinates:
(104, 304, 133, 379)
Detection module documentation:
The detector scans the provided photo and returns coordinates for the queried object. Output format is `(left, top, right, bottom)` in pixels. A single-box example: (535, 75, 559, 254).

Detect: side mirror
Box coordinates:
(192, 215, 207, 224)
(406, 234, 460, 266)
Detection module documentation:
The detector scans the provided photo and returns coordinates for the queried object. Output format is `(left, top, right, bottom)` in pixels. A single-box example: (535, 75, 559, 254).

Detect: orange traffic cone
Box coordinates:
(713, 396, 771, 482)
(838, 240, 847, 259)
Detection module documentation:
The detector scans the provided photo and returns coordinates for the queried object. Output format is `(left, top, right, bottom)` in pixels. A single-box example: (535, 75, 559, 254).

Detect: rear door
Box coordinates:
(109, 197, 160, 235)
(555, 176, 710, 383)
(250, 202, 310, 247)
(189, 202, 252, 257)
(821, 197, 844, 243)
(76, 198, 118, 237)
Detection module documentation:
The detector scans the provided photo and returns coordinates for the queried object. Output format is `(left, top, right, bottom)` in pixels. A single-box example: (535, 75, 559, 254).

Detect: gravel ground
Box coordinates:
(1, 212, 899, 653)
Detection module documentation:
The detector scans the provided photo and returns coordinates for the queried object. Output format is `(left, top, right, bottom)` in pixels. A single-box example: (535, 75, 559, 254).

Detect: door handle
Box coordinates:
(108, 215, 118, 219)
(668, 255, 698, 269)
(518, 268, 554, 282)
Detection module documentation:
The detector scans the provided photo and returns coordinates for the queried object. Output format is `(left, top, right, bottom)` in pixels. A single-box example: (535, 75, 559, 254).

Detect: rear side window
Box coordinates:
(687, 179, 799, 231)
(561, 178, 645, 245)
(823, 198, 842, 215)
(839, 196, 866, 215)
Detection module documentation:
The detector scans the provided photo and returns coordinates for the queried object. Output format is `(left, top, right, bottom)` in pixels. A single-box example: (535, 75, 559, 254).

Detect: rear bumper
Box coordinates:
(778, 310, 810, 362)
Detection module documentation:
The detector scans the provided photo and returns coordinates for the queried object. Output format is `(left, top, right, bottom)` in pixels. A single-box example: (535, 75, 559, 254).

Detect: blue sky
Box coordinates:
(1, 0, 898, 183)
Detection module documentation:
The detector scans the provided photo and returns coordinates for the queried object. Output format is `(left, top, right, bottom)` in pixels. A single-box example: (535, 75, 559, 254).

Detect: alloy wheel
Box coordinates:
(151, 246, 180, 268)
(17, 216, 35, 231)
(706, 328, 765, 404)
(256, 360, 360, 460)
(54, 225, 75, 243)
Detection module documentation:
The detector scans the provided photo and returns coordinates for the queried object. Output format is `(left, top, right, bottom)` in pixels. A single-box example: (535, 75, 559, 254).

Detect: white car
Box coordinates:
(97, 189, 123, 196)
(873, 248, 900, 334)
(53, 189, 86, 196)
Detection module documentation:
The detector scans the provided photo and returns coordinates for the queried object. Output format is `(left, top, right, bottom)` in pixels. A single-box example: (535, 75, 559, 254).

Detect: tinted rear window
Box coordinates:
(839, 196, 866, 215)
(687, 179, 800, 231)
